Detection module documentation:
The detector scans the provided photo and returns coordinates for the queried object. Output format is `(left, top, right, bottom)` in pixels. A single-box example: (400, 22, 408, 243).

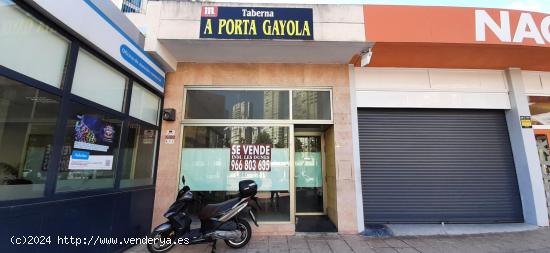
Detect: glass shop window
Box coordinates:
(0, 0, 70, 88)
(56, 102, 122, 192)
(185, 90, 289, 120)
(71, 49, 128, 112)
(292, 90, 331, 120)
(529, 96, 550, 126)
(130, 83, 160, 125)
(181, 126, 291, 222)
(120, 122, 157, 188)
(0, 76, 60, 200)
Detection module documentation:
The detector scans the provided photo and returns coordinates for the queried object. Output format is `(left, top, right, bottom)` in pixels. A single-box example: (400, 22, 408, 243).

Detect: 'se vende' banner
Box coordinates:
(230, 144, 272, 171)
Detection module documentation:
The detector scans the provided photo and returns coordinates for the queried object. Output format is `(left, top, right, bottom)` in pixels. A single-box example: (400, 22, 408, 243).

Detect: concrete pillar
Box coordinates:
(505, 68, 549, 226)
(349, 65, 365, 233)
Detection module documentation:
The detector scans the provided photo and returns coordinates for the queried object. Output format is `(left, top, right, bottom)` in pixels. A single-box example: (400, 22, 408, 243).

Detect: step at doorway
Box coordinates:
(295, 215, 337, 232)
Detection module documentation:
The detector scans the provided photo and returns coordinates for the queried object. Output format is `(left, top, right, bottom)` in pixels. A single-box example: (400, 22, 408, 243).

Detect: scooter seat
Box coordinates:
(199, 198, 241, 220)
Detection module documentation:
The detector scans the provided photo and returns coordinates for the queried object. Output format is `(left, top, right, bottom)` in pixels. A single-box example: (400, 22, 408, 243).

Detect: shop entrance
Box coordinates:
(293, 130, 336, 232)
(294, 134, 325, 214)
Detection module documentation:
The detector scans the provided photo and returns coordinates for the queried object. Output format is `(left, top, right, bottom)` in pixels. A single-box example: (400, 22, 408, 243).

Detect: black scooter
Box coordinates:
(147, 176, 259, 253)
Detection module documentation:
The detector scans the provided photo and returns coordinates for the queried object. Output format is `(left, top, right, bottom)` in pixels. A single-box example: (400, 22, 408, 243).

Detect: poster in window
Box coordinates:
(230, 144, 272, 171)
(68, 115, 116, 170)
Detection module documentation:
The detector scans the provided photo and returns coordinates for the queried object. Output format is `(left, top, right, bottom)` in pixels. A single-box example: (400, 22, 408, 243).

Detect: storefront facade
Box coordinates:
(0, 0, 164, 252)
(122, 1, 550, 236)
(126, 1, 367, 234)
(352, 5, 550, 228)
(3, 1, 550, 251)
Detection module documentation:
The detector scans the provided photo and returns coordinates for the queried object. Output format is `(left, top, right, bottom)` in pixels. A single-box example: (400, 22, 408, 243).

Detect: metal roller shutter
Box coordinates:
(358, 109, 523, 223)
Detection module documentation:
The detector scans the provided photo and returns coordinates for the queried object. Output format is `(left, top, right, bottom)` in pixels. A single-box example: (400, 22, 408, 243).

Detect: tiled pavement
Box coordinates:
(125, 228, 550, 253)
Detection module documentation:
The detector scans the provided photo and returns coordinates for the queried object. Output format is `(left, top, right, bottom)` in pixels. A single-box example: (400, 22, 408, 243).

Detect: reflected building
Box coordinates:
(229, 101, 255, 144)
(264, 91, 288, 147)
(294, 91, 319, 119)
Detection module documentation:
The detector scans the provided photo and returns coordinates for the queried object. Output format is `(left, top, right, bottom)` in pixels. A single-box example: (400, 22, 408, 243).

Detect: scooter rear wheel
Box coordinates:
(224, 219, 252, 248)
(147, 230, 175, 253)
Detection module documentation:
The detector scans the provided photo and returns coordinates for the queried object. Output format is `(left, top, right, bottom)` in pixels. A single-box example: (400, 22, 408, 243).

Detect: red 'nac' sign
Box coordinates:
(230, 144, 272, 171)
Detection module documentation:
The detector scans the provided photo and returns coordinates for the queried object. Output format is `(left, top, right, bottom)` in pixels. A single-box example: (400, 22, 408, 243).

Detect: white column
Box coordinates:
(349, 65, 365, 232)
(505, 68, 549, 226)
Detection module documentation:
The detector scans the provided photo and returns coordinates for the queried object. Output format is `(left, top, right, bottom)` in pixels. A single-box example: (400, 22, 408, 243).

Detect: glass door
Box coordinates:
(294, 135, 324, 214)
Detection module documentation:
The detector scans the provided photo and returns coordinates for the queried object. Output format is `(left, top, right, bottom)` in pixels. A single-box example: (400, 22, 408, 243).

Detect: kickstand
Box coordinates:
(211, 239, 217, 253)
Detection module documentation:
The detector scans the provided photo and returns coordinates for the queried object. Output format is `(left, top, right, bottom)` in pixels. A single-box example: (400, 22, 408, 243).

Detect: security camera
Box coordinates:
(360, 48, 373, 67)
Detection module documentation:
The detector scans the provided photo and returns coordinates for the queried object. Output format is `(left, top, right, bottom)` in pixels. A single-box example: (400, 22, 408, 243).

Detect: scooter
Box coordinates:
(147, 176, 259, 253)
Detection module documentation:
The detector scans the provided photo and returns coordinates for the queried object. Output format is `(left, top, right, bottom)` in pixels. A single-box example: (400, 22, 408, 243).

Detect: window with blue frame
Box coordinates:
(0, 76, 61, 200)
(0, 0, 162, 201)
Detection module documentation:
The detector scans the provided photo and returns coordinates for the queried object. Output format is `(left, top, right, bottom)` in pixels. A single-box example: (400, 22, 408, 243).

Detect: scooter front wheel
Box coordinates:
(147, 230, 175, 253)
(224, 219, 252, 249)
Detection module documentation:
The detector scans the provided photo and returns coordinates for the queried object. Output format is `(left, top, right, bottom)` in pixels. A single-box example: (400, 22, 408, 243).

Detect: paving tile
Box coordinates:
(307, 240, 332, 253)
(401, 238, 430, 248)
(394, 248, 420, 253)
(384, 239, 409, 248)
(344, 238, 376, 253)
(269, 249, 290, 253)
(372, 248, 399, 253)
(289, 248, 311, 253)
(288, 238, 309, 249)
(247, 249, 272, 253)
(411, 246, 443, 253)
(124, 228, 550, 253)
(367, 239, 390, 248)
(327, 239, 354, 253)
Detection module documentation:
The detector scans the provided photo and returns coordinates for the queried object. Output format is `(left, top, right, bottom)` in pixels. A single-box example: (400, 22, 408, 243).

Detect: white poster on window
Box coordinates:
(68, 153, 113, 170)
(68, 114, 116, 171)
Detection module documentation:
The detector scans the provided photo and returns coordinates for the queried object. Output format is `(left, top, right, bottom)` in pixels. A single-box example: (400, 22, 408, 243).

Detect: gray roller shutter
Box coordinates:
(358, 109, 523, 223)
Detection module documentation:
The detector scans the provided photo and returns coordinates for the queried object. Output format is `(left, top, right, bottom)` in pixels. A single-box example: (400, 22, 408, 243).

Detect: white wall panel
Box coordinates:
(356, 91, 510, 109)
(523, 71, 550, 95)
(354, 67, 510, 109)
(354, 68, 430, 90)
(523, 71, 543, 92)
(429, 69, 506, 90)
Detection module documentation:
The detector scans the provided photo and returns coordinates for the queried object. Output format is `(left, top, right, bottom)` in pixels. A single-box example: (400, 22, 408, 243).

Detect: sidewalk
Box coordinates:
(125, 228, 550, 253)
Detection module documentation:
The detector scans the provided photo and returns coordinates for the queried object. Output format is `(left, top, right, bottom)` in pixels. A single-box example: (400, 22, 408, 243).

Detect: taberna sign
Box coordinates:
(31, 0, 165, 92)
(200, 6, 314, 40)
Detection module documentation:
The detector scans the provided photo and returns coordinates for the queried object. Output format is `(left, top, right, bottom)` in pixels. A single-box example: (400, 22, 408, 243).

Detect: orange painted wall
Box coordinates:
(368, 42, 550, 71)
(362, 5, 550, 71)
(364, 5, 550, 47)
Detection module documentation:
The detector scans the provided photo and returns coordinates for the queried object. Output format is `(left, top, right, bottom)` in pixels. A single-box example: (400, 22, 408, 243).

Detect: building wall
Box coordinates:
(324, 126, 338, 226)
(154, 63, 359, 234)
(524, 71, 550, 95)
(154, 2, 365, 42)
(352, 66, 550, 226)
(354, 67, 511, 109)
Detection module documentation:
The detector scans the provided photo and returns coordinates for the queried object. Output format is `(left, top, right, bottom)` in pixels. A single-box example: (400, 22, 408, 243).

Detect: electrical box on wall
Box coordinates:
(163, 108, 176, 121)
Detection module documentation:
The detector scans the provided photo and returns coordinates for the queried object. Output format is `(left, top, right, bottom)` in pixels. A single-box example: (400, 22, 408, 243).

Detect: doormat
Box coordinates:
(361, 224, 393, 237)
(295, 215, 337, 232)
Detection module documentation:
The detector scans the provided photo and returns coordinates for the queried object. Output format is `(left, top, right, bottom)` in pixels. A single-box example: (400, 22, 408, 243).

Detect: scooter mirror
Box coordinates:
(181, 175, 186, 185)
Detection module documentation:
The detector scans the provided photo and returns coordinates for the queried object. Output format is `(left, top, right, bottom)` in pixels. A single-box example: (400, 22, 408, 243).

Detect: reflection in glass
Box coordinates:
(0, 0, 70, 87)
(185, 90, 289, 120)
(0, 76, 60, 200)
(181, 126, 290, 222)
(71, 49, 128, 112)
(56, 102, 122, 192)
(292, 90, 331, 120)
(120, 123, 157, 188)
(529, 96, 550, 125)
(130, 83, 160, 125)
(534, 131, 550, 215)
(295, 136, 323, 213)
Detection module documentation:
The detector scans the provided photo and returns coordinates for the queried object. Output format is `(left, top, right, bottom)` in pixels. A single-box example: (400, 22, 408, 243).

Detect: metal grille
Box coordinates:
(122, 0, 144, 13)
(535, 135, 550, 215)
(358, 109, 523, 223)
